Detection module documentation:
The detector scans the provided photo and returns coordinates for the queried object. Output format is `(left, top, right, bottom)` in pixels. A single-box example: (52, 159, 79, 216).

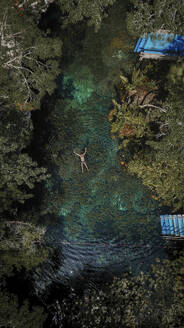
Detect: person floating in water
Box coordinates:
(73, 147, 89, 173)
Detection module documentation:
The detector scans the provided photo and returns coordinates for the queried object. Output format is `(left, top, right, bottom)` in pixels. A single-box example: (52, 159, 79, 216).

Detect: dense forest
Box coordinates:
(1, 0, 184, 327)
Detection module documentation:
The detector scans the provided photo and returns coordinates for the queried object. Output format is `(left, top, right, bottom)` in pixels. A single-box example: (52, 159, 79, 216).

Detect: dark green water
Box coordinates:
(34, 1, 165, 293)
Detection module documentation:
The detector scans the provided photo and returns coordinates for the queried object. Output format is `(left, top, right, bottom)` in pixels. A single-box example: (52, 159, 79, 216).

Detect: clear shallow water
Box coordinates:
(34, 1, 166, 294)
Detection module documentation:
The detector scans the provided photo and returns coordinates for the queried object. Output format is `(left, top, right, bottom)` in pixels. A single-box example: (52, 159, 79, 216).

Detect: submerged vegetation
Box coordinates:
(0, 0, 184, 327)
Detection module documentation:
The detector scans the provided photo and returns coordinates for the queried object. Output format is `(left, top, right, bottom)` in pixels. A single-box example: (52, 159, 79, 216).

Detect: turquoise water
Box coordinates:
(35, 1, 165, 292)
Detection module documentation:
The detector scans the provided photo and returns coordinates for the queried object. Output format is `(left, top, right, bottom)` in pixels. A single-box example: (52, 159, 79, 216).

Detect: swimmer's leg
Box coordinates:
(81, 162, 84, 173)
(84, 162, 89, 171)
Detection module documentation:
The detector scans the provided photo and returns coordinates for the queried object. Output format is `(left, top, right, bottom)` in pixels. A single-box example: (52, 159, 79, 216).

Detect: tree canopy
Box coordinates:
(0, 0, 62, 111)
(0, 1, 184, 328)
(109, 62, 184, 211)
(57, 0, 117, 32)
(60, 252, 184, 328)
(0, 291, 47, 328)
(0, 107, 50, 213)
(126, 0, 184, 37)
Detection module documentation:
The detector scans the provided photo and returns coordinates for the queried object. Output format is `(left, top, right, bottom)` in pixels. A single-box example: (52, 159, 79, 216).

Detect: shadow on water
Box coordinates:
(33, 0, 167, 301)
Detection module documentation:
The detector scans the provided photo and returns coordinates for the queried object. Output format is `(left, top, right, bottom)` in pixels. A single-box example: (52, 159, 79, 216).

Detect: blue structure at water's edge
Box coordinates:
(160, 215, 184, 238)
(134, 32, 184, 56)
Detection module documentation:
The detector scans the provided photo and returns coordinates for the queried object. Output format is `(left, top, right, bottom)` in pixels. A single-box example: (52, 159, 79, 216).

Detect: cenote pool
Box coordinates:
(33, 0, 166, 296)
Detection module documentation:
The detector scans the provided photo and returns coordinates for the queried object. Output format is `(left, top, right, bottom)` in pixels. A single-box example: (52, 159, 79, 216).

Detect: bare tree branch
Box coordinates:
(139, 104, 168, 113)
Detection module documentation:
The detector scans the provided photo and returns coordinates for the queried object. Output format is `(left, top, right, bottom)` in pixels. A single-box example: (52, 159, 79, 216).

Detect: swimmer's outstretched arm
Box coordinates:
(73, 151, 80, 156)
(81, 147, 87, 156)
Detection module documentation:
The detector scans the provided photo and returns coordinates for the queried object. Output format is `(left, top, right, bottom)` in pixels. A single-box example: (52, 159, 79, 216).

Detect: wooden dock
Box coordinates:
(139, 52, 176, 61)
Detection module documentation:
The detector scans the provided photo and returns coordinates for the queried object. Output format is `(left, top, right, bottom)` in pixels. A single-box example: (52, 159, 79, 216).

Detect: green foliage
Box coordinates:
(61, 254, 184, 328)
(0, 221, 49, 273)
(126, 0, 184, 37)
(109, 63, 184, 211)
(110, 66, 184, 210)
(0, 221, 45, 250)
(0, 247, 49, 273)
(0, 150, 49, 212)
(168, 61, 184, 104)
(128, 156, 184, 210)
(18, 0, 55, 18)
(0, 220, 47, 327)
(0, 0, 62, 110)
(0, 108, 33, 149)
(130, 89, 184, 210)
(110, 99, 151, 145)
(0, 108, 50, 213)
(109, 67, 158, 148)
(57, 0, 117, 32)
(169, 61, 184, 85)
(0, 290, 47, 328)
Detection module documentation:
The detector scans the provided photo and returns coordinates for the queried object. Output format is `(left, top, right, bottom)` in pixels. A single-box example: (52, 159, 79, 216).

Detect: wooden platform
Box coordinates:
(139, 52, 176, 61)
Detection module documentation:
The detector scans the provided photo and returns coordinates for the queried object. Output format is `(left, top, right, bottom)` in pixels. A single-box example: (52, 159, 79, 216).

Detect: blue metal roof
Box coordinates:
(160, 215, 184, 237)
(134, 33, 184, 56)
